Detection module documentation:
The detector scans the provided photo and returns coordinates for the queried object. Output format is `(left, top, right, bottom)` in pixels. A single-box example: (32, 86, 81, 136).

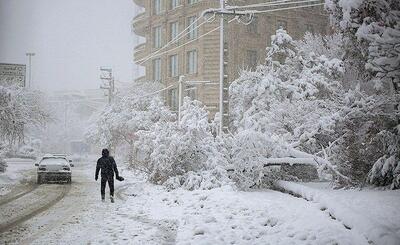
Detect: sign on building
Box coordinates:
(0, 63, 26, 87)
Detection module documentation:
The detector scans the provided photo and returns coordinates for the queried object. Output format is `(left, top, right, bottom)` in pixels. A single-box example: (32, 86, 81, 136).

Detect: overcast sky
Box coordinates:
(0, 0, 137, 91)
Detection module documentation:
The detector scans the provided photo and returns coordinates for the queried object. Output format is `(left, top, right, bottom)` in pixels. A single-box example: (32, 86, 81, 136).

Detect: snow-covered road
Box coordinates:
(0, 159, 392, 244)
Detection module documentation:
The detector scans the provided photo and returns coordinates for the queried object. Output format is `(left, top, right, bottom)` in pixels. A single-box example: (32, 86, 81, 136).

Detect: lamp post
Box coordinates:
(26, 52, 35, 89)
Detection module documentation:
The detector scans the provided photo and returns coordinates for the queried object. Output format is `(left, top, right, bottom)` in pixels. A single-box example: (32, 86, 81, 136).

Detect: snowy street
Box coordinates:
(2, 158, 398, 244)
(1, 0, 399, 243)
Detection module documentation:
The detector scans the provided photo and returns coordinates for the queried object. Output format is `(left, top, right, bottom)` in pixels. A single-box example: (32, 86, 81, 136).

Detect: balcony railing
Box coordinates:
(132, 0, 145, 7)
(134, 43, 147, 63)
(131, 12, 147, 37)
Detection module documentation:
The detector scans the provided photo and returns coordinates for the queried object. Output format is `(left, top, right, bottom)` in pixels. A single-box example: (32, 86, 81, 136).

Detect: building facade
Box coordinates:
(132, 0, 329, 127)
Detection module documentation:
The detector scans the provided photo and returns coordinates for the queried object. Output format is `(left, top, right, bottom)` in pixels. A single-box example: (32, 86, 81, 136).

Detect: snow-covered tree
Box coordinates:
(295, 32, 345, 60)
(85, 82, 174, 164)
(134, 98, 231, 190)
(0, 85, 50, 146)
(325, 0, 400, 92)
(325, 0, 400, 189)
(229, 29, 346, 188)
(327, 88, 400, 188)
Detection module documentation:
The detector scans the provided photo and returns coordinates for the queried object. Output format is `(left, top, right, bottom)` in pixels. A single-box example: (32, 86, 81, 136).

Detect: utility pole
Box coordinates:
(202, 3, 253, 135)
(26, 52, 35, 89)
(219, 0, 225, 136)
(100, 67, 114, 105)
(178, 75, 184, 124)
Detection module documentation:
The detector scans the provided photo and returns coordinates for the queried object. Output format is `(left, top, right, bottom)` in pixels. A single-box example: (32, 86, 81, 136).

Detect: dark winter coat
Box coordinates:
(95, 156, 119, 180)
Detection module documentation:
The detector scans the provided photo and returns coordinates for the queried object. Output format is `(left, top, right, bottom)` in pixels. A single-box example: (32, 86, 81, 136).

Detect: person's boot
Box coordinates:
(110, 195, 114, 203)
(101, 195, 105, 202)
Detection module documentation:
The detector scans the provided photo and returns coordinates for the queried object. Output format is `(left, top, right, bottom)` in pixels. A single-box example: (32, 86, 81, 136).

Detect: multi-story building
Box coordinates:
(132, 0, 329, 127)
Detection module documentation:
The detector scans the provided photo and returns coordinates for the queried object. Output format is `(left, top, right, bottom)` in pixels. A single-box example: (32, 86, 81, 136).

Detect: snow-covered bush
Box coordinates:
(134, 98, 231, 190)
(227, 130, 283, 189)
(85, 82, 174, 163)
(16, 139, 41, 159)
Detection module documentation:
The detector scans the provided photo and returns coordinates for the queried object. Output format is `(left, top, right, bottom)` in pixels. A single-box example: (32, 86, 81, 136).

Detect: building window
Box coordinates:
(305, 24, 314, 34)
(153, 26, 162, 48)
(170, 0, 179, 9)
(187, 16, 198, 39)
(276, 20, 287, 30)
(169, 88, 178, 111)
(170, 21, 179, 41)
(153, 0, 162, 15)
(188, 0, 198, 4)
(247, 50, 258, 70)
(153, 58, 161, 81)
(187, 50, 197, 74)
(169, 54, 179, 77)
(247, 17, 258, 33)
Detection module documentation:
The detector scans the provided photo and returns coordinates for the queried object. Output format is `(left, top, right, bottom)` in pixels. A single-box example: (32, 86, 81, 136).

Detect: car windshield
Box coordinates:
(40, 158, 68, 165)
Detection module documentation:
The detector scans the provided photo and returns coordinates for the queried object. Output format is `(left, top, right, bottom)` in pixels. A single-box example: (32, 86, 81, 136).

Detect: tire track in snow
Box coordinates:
(0, 184, 39, 206)
(0, 184, 71, 234)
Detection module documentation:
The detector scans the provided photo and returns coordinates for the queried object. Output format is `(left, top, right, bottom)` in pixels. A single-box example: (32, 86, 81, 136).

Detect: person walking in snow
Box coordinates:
(95, 148, 120, 203)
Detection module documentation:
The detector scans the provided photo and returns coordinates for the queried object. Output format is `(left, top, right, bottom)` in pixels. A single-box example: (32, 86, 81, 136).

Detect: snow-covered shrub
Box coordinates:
(227, 130, 284, 189)
(16, 138, 41, 159)
(135, 98, 231, 190)
(85, 82, 174, 163)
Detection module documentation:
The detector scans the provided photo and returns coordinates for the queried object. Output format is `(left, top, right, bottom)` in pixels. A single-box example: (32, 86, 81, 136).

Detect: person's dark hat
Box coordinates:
(102, 148, 109, 157)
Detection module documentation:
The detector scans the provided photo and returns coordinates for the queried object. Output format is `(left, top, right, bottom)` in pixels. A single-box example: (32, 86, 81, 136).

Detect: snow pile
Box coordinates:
(120, 181, 367, 245)
(0, 158, 34, 195)
(276, 181, 400, 245)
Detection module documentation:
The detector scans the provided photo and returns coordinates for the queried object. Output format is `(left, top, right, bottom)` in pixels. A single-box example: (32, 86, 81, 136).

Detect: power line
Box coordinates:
(226, 0, 320, 10)
(136, 15, 209, 65)
(249, 3, 324, 14)
(135, 0, 322, 65)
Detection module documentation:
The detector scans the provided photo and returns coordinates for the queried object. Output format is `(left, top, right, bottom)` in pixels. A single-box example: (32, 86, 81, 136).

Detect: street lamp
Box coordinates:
(26, 52, 36, 89)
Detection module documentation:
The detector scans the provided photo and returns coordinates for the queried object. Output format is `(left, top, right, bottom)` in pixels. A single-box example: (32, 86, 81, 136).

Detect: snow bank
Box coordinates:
(0, 158, 34, 195)
(276, 180, 400, 245)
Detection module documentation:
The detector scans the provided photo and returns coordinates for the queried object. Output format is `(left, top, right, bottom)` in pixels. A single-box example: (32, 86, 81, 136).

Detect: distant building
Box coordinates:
(0, 63, 26, 87)
(132, 0, 329, 128)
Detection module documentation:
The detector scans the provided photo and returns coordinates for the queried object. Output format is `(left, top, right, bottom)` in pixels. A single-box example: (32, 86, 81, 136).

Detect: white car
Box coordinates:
(35, 156, 74, 184)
